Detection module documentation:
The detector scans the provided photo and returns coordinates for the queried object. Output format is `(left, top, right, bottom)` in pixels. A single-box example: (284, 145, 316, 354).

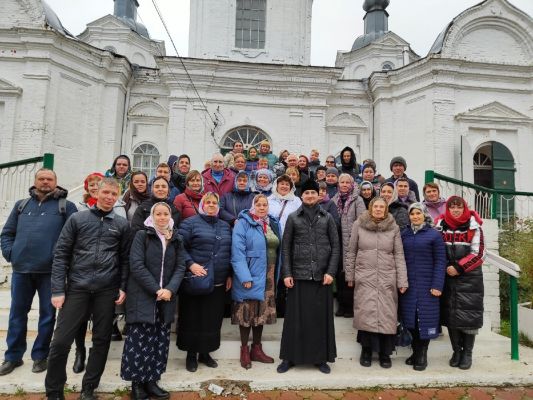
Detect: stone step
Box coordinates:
(0, 330, 532, 393)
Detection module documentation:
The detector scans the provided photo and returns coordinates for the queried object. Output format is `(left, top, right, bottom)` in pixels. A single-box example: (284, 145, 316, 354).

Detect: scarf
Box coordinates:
(320, 193, 331, 204)
(249, 195, 270, 234)
(147, 202, 174, 241)
(411, 222, 425, 234)
(86, 196, 98, 208)
(443, 196, 482, 230)
(254, 169, 274, 193)
(368, 197, 389, 224)
(336, 183, 356, 216)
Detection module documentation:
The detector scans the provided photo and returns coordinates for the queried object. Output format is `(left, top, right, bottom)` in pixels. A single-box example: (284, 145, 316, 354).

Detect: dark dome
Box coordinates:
(363, 0, 390, 12)
(351, 30, 387, 51)
(116, 16, 150, 38)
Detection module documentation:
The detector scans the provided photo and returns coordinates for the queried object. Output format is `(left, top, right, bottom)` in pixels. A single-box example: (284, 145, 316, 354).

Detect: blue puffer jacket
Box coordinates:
(231, 211, 281, 302)
(399, 224, 447, 339)
(178, 214, 232, 285)
(219, 173, 255, 225)
(0, 187, 77, 274)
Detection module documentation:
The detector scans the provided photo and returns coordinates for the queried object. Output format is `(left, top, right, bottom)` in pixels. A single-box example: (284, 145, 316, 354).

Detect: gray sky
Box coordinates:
(46, 0, 533, 66)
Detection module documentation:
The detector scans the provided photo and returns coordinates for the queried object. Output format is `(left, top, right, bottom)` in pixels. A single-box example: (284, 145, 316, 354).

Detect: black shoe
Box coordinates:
(198, 353, 218, 368)
(276, 360, 294, 373)
(359, 347, 372, 367)
(0, 360, 23, 376)
(405, 353, 415, 366)
(145, 381, 169, 399)
(185, 352, 198, 372)
(73, 348, 86, 374)
(111, 321, 122, 341)
(46, 392, 65, 400)
(379, 353, 392, 369)
(32, 359, 47, 373)
(131, 382, 149, 400)
(459, 333, 475, 370)
(334, 306, 344, 317)
(79, 386, 97, 400)
(315, 362, 330, 374)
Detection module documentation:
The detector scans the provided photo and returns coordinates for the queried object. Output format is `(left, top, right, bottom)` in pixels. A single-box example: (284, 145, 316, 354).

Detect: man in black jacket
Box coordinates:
(45, 178, 130, 400)
(277, 179, 340, 375)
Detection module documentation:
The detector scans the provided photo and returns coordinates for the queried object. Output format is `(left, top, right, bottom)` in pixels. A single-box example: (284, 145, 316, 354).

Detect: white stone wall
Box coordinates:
(189, 0, 312, 66)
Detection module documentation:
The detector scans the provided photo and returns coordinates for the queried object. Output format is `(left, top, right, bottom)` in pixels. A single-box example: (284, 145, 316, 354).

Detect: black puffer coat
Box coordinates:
(131, 197, 181, 232)
(127, 228, 186, 324)
(281, 205, 340, 281)
(436, 217, 485, 330)
(389, 200, 409, 229)
(51, 209, 130, 296)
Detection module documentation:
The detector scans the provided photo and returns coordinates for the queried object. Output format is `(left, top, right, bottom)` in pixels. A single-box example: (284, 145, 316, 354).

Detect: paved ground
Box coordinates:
(0, 319, 532, 395)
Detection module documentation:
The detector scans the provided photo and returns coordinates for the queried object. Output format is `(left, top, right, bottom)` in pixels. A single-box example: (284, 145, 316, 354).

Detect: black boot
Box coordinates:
(414, 342, 428, 371)
(335, 305, 344, 317)
(185, 352, 198, 372)
(131, 382, 149, 400)
(459, 333, 475, 370)
(405, 338, 418, 366)
(145, 381, 169, 400)
(359, 346, 372, 367)
(72, 348, 86, 373)
(448, 329, 462, 367)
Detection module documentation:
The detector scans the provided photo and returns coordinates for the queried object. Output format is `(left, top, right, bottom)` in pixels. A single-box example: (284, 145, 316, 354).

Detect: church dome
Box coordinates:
(351, 0, 390, 51)
(363, 0, 390, 12)
(351, 30, 386, 51)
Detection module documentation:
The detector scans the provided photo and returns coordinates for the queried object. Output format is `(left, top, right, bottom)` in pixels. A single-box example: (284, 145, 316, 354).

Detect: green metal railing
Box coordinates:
(0, 154, 54, 223)
(425, 170, 525, 360)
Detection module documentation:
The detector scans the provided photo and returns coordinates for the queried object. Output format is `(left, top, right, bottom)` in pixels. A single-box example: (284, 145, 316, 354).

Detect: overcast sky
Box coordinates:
(46, 0, 533, 66)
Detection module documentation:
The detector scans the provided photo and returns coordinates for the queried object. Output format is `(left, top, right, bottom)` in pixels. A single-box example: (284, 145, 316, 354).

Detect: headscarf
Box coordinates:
(83, 172, 104, 207)
(336, 174, 357, 215)
(253, 169, 274, 193)
(368, 196, 389, 224)
(408, 202, 433, 232)
(380, 181, 398, 205)
(198, 192, 220, 216)
(249, 194, 270, 234)
(233, 171, 251, 193)
(145, 202, 174, 241)
(359, 180, 376, 209)
(271, 175, 296, 201)
(443, 196, 483, 230)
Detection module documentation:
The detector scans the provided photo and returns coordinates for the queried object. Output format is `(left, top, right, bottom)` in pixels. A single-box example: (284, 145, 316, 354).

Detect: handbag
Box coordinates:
(180, 221, 221, 295)
(395, 320, 412, 347)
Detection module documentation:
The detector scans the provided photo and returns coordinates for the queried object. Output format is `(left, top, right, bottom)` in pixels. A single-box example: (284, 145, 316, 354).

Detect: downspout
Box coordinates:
(120, 66, 135, 155)
(363, 78, 375, 160)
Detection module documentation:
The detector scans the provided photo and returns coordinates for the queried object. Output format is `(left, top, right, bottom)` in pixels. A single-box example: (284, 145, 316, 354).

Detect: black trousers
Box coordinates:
(45, 288, 117, 396)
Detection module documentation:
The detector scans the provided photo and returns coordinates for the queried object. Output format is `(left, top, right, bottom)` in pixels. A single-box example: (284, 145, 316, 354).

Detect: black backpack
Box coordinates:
(17, 197, 67, 218)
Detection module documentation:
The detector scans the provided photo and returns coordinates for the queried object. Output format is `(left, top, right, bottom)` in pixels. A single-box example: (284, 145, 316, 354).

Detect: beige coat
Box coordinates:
(345, 212, 408, 334)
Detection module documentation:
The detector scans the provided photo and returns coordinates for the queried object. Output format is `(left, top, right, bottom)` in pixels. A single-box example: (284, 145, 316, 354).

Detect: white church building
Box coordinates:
(0, 0, 532, 194)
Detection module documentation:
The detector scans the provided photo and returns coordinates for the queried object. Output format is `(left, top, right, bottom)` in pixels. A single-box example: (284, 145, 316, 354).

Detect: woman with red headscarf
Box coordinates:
(435, 196, 485, 370)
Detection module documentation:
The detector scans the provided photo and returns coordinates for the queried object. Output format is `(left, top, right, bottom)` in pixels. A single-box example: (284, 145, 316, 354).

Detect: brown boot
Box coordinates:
(240, 345, 251, 369)
(250, 343, 274, 363)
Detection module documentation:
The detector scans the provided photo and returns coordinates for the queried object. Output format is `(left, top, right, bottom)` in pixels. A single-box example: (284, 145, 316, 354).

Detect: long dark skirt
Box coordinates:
(357, 330, 396, 356)
(120, 308, 170, 382)
(279, 280, 336, 364)
(177, 285, 226, 353)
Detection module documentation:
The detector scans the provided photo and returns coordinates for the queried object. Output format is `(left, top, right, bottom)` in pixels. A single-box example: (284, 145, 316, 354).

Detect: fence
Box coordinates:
(0, 154, 54, 225)
(425, 170, 524, 360)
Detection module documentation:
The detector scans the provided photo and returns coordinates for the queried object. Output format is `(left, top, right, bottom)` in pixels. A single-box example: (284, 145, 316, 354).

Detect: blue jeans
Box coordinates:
(5, 272, 56, 361)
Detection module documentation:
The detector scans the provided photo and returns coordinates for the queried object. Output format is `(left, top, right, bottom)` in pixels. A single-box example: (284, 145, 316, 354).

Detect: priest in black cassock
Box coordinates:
(277, 179, 340, 374)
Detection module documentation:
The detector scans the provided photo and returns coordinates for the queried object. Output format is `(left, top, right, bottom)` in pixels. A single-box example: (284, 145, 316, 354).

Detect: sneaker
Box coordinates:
(315, 362, 330, 374)
(0, 360, 23, 376)
(32, 359, 48, 373)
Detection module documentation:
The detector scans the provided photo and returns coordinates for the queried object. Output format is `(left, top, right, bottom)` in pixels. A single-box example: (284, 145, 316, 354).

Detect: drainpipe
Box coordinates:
(363, 78, 375, 160)
(120, 67, 134, 154)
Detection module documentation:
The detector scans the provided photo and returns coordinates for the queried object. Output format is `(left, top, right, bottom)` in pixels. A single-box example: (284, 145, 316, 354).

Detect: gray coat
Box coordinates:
(331, 190, 366, 270)
(345, 212, 408, 334)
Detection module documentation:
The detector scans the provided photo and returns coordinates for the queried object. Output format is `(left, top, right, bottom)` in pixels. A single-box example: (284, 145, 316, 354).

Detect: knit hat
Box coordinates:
(390, 156, 407, 171)
(326, 167, 339, 177)
(301, 178, 319, 194)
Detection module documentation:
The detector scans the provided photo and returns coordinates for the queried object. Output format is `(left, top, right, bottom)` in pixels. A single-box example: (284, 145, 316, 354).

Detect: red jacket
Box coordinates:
(173, 188, 202, 220)
(202, 168, 235, 197)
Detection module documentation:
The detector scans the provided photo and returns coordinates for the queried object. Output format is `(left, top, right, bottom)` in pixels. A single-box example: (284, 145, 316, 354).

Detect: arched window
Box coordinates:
(221, 126, 271, 151)
(382, 62, 394, 71)
(132, 143, 160, 178)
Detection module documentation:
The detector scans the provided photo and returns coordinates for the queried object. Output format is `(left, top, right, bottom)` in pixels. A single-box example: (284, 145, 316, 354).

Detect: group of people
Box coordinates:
(0, 141, 485, 400)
